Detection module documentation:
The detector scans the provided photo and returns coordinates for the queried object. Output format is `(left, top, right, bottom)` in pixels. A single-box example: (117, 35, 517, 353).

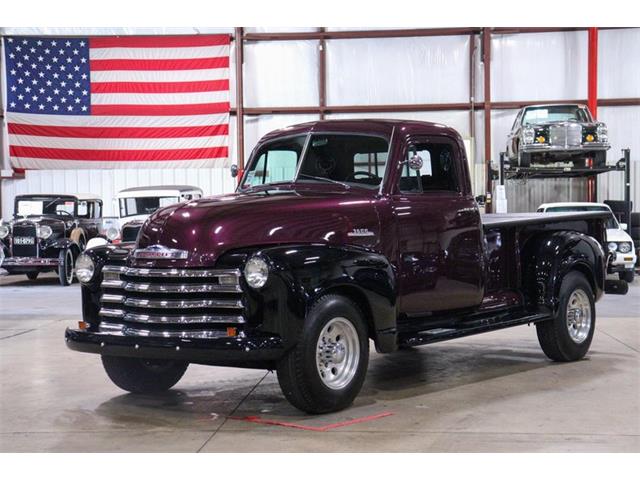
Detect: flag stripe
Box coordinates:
(89, 45, 229, 60)
(8, 122, 228, 138)
(91, 91, 228, 105)
(91, 102, 230, 116)
(9, 134, 228, 150)
(10, 158, 224, 169)
(10, 145, 228, 161)
(90, 57, 229, 71)
(90, 69, 228, 82)
(90, 35, 230, 49)
(7, 112, 229, 127)
(91, 80, 229, 94)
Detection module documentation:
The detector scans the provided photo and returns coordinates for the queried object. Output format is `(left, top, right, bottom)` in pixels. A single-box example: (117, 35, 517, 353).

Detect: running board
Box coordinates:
(399, 312, 551, 347)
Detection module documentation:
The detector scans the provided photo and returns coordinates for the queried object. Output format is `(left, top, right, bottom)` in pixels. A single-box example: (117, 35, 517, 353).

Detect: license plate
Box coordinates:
(14, 236, 35, 245)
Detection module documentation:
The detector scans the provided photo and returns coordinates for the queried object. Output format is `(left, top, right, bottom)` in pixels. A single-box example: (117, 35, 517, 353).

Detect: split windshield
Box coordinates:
(119, 197, 180, 218)
(241, 134, 390, 190)
(15, 197, 75, 217)
(523, 106, 590, 125)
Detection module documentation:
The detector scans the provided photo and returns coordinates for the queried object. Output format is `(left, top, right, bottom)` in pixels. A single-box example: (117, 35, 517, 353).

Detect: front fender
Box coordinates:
(522, 231, 606, 313)
(218, 245, 398, 353)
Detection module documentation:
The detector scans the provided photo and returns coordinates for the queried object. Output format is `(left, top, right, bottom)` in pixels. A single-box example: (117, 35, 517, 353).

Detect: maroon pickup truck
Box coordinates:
(66, 120, 619, 414)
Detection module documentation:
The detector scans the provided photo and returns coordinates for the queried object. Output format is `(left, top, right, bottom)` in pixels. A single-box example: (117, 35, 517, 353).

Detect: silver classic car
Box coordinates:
(506, 104, 610, 168)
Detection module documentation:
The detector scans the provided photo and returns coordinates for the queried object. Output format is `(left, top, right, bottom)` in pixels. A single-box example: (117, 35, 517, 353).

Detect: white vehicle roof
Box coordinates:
(15, 193, 102, 202)
(115, 185, 203, 199)
(538, 202, 612, 211)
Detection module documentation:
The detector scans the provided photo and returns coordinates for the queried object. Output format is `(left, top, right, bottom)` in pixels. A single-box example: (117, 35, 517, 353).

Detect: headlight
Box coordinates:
(0, 225, 9, 239)
(106, 227, 120, 241)
(597, 123, 608, 143)
(37, 225, 53, 239)
(244, 255, 269, 289)
(618, 242, 632, 254)
(75, 253, 95, 284)
(607, 242, 618, 252)
(523, 126, 535, 144)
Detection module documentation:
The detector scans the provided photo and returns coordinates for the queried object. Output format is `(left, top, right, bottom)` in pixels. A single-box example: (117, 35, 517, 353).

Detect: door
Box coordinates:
(77, 200, 101, 239)
(393, 136, 485, 315)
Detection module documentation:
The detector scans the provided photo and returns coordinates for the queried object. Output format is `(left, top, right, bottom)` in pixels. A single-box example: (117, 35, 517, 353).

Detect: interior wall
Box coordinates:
(1, 28, 639, 219)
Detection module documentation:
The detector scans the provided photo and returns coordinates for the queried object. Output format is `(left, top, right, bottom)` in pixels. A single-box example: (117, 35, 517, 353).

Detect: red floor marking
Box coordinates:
(230, 411, 394, 432)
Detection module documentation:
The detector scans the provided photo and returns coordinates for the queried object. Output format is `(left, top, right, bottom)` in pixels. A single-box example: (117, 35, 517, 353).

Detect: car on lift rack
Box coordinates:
(538, 202, 636, 283)
(0, 193, 103, 285)
(67, 119, 622, 414)
(506, 104, 610, 168)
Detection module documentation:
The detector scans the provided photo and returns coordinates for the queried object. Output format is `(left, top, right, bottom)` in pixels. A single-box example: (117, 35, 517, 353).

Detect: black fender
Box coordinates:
(219, 244, 398, 353)
(522, 231, 606, 314)
(46, 237, 81, 256)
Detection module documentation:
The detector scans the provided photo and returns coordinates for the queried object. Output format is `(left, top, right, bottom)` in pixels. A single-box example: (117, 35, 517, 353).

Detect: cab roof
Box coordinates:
(15, 193, 101, 202)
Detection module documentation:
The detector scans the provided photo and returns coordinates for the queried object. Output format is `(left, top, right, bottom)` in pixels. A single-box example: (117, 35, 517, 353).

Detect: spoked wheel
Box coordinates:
(277, 295, 369, 414)
(58, 248, 75, 286)
(537, 271, 596, 361)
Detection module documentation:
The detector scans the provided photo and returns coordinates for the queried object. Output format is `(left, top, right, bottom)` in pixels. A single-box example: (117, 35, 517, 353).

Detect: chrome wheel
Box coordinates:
(316, 317, 360, 390)
(566, 288, 592, 344)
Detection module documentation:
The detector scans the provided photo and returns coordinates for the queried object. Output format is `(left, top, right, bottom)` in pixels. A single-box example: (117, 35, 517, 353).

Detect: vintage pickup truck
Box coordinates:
(66, 120, 619, 414)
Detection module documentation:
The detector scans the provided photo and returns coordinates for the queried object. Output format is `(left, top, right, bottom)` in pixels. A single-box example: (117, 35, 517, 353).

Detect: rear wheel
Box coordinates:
(101, 356, 188, 394)
(536, 271, 595, 362)
(26, 272, 39, 281)
(58, 248, 74, 286)
(276, 295, 369, 414)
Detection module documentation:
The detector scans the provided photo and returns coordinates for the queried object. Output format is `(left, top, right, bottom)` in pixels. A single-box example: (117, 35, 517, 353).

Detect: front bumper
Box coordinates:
(521, 143, 610, 154)
(65, 327, 286, 369)
(1, 256, 60, 273)
(608, 252, 637, 273)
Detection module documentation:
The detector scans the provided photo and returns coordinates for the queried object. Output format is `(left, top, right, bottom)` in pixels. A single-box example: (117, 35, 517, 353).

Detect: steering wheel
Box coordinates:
(56, 209, 73, 217)
(346, 171, 379, 182)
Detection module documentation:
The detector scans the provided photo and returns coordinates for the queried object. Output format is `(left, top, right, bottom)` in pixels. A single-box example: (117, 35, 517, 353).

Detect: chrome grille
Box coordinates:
(99, 265, 245, 335)
(11, 223, 38, 257)
(549, 123, 582, 147)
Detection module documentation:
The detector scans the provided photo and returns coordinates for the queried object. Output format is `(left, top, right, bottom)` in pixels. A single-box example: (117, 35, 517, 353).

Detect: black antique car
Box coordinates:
(506, 104, 610, 168)
(0, 194, 103, 285)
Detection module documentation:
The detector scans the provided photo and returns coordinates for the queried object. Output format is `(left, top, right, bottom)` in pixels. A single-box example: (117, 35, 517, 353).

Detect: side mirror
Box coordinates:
(230, 164, 239, 178)
(408, 154, 423, 171)
(620, 223, 628, 231)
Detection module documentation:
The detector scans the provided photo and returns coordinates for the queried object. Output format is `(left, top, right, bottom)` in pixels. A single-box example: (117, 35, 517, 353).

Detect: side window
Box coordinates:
(247, 150, 298, 186)
(398, 142, 458, 194)
(77, 201, 89, 218)
(93, 201, 102, 218)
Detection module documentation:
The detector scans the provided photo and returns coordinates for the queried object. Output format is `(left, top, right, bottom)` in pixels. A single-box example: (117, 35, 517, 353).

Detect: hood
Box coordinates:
(11, 216, 67, 230)
(606, 228, 633, 243)
(135, 187, 382, 267)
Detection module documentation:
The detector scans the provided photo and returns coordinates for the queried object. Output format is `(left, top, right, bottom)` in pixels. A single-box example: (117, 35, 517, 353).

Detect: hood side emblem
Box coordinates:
(348, 228, 375, 237)
(133, 244, 188, 260)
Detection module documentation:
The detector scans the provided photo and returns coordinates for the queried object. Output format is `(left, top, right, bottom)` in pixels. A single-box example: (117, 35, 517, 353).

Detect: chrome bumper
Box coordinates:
(1, 256, 60, 267)
(522, 143, 610, 153)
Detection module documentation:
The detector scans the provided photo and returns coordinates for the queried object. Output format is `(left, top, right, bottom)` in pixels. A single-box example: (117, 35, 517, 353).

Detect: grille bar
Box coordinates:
(100, 294, 243, 309)
(99, 308, 245, 324)
(103, 265, 240, 278)
(99, 321, 229, 339)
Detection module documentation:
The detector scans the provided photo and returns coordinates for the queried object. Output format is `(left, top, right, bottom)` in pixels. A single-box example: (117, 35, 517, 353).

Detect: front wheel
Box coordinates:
(276, 295, 369, 414)
(101, 356, 188, 394)
(619, 270, 635, 283)
(536, 271, 596, 362)
(58, 248, 74, 286)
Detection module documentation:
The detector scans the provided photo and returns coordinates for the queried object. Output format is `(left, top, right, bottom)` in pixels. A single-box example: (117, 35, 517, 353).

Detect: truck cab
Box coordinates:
(67, 120, 612, 414)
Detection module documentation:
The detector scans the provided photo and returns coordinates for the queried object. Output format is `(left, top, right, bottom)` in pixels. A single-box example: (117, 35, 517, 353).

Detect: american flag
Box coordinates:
(3, 35, 230, 169)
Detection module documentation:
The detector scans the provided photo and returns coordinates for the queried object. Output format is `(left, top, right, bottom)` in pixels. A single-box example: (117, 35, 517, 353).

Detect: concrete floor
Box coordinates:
(1, 272, 639, 452)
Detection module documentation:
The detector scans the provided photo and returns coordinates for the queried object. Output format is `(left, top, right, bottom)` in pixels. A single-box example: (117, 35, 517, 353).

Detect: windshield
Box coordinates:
(545, 205, 618, 229)
(523, 106, 590, 125)
(241, 134, 390, 191)
(119, 196, 180, 218)
(15, 197, 75, 217)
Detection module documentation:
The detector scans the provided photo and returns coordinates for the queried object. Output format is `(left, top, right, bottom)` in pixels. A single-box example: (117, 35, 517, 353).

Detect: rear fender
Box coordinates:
(522, 231, 606, 313)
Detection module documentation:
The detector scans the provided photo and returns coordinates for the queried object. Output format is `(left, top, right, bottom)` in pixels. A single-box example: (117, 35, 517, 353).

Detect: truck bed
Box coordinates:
(482, 211, 610, 229)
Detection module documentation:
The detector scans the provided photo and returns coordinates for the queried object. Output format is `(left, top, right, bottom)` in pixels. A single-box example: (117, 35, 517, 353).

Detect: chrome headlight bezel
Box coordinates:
(522, 126, 535, 145)
(36, 225, 53, 239)
(0, 225, 9, 239)
(618, 242, 632, 254)
(106, 227, 120, 241)
(244, 254, 269, 289)
(607, 242, 618, 253)
(75, 253, 95, 284)
(596, 123, 608, 143)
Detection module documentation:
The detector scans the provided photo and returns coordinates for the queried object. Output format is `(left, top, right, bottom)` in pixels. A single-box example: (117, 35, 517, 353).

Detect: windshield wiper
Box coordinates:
(297, 174, 350, 189)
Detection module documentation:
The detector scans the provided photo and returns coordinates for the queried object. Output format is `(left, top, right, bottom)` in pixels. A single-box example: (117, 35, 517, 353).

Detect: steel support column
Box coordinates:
(482, 28, 492, 212)
(235, 27, 245, 173)
(587, 27, 599, 202)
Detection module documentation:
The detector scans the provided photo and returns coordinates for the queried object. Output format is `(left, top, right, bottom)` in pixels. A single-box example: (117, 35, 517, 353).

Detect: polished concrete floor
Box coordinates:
(1, 272, 639, 452)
